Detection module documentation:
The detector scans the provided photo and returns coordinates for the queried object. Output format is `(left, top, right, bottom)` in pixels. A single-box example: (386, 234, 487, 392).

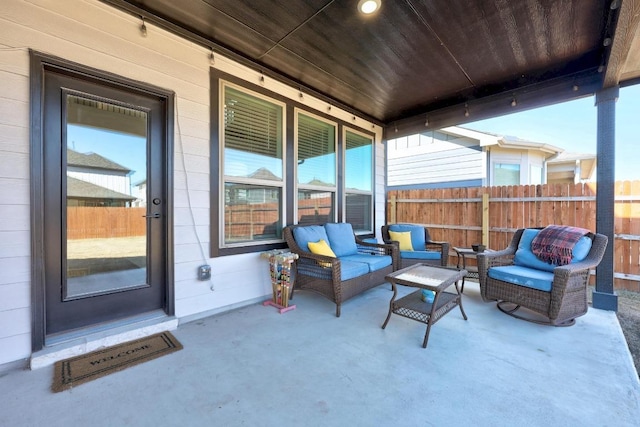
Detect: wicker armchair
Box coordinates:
(283, 224, 399, 317)
(382, 224, 449, 268)
(477, 228, 608, 326)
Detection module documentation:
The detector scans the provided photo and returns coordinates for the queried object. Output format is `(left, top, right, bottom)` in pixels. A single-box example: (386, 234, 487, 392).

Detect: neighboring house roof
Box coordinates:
(442, 126, 562, 156)
(496, 135, 563, 157)
(440, 126, 502, 146)
(306, 178, 333, 186)
(67, 176, 135, 201)
(249, 167, 280, 181)
(67, 148, 131, 172)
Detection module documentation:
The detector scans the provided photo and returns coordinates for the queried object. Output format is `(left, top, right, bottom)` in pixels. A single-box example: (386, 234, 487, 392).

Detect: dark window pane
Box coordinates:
(345, 194, 372, 233)
(224, 183, 282, 244)
(297, 189, 334, 225)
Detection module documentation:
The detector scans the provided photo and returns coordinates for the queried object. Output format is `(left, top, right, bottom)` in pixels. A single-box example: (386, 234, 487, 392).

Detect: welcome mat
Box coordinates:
(52, 331, 182, 392)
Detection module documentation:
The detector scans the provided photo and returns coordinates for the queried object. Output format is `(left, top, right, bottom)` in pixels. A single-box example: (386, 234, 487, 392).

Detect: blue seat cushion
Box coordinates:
(400, 250, 441, 260)
(339, 259, 371, 281)
(388, 224, 426, 251)
(514, 228, 593, 272)
(488, 265, 554, 292)
(325, 223, 358, 257)
(340, 254, 392, 272)
(293, 225, 330, 252)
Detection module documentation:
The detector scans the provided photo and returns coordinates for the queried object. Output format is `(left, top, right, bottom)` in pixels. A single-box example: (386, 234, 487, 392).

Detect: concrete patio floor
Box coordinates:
(1, 281, 639, 427)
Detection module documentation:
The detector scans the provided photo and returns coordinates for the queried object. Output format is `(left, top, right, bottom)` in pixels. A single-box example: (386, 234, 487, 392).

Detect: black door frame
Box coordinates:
(29, 51, 175, 351)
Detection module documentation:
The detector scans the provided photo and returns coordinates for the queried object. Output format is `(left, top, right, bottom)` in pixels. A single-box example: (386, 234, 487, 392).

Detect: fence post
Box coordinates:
(390, 195, 396, 224)
(482, 192, 489, 246)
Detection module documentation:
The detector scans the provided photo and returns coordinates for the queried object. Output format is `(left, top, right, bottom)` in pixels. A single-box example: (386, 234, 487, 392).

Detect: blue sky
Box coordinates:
(466, 84, 639, 181)
(67, 125, 147, 186)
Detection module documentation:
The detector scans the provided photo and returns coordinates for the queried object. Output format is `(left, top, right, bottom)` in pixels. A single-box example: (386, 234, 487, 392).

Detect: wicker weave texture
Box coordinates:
(283, 224, 400, 317)
(477, 228, 608, 325)
(381, 225, 450, 267)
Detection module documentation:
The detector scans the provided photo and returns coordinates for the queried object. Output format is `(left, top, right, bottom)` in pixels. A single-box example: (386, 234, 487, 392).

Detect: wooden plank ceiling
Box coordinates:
(104, 0, 636, 130)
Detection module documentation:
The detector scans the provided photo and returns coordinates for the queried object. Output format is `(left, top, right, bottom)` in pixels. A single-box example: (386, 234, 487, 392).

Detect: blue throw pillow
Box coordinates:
(292, 225, 330, 252)
(325, 223, 358, 257)
(572, 235, 593, 262)
(388, 224, 426, 251)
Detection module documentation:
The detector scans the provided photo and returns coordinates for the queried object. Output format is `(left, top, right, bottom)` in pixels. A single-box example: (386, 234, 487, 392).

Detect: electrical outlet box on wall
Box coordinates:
(198, 265, 211, 281)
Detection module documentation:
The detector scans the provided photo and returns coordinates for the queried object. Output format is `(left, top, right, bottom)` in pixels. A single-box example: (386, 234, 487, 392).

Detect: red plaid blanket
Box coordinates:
(531, 225, 590, 266)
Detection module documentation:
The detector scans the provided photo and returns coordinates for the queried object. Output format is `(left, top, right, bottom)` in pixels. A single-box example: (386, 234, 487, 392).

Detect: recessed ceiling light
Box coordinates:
(358, 0, 381, 15)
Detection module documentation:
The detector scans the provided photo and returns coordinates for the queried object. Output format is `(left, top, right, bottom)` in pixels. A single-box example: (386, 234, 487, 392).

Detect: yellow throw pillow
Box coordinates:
(389, 230, 414, 251)
(308, 239, 336, 267)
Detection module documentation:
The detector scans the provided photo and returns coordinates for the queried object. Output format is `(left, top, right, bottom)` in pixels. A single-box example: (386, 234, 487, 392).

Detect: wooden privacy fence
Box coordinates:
(67, 207, 146, 239)
(387, 181, 640, 292)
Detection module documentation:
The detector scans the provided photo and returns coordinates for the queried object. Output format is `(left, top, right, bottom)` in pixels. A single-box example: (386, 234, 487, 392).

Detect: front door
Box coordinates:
(40, 66, 170, 340)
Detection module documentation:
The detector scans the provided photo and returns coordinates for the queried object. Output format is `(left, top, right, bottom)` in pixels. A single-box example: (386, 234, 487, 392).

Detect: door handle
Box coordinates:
(142, 213, 161, 218)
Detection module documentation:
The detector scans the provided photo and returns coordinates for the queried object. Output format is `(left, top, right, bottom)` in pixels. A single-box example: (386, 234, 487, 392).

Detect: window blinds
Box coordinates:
(297, 114, 335, 161)
(224, 86, 282, 158)
(345, 130, 371, 150)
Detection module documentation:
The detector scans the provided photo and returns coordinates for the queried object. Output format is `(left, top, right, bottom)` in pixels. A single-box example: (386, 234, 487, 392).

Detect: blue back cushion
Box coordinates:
(388, 224, 426, 251)
(292, 225, 330, 252)
(325, 223, 358, 257)
(514, 228, 593, 272)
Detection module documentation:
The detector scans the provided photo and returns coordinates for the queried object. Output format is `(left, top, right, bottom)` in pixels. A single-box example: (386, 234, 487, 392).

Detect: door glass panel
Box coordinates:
(65, 94, 148, 300)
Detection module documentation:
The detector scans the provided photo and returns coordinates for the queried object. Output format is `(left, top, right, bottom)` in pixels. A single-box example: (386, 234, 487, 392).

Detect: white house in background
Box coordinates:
(132, 179, 147, 207)
(67, 148, 136, 207)
(387, 126, 595, 189)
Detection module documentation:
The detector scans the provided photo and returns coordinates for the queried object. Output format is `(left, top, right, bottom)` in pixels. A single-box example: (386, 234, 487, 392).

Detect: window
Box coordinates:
(296, 111, 336, 225)
(344, 129, 373, 233)
(221, 84, 285, 245)
(494, 163, 520, 186)
(212, 72, 376, 254)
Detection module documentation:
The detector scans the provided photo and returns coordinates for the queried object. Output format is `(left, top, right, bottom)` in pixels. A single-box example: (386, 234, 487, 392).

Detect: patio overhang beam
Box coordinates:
(385, 69, 604, 140)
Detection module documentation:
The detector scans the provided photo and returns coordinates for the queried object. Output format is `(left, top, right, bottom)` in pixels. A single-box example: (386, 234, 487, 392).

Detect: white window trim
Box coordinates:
(219, 80, 287, 247)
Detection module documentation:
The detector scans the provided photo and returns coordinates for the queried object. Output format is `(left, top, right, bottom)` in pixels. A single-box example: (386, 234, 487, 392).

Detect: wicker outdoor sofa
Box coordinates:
(477, 227, 608, 326)
(283, 223, 400, 317)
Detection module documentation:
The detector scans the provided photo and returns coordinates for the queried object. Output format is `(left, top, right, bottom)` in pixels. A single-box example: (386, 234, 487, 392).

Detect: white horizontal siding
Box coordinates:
(0, 0, 384, 366)
(0, 123, 29, 154)
(388, 152, 484, 186)
(0, 231, 30, 258)
(67, 171, 131, 195)
(0, 282, 30, 311)
(0, 50, 30, 365)
(0, 334, 31, 366)
(387, 133, 485, 187)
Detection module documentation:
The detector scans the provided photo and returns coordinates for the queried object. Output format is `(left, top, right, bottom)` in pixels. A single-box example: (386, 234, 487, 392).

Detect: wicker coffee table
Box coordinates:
(382, 264, 467, 348)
